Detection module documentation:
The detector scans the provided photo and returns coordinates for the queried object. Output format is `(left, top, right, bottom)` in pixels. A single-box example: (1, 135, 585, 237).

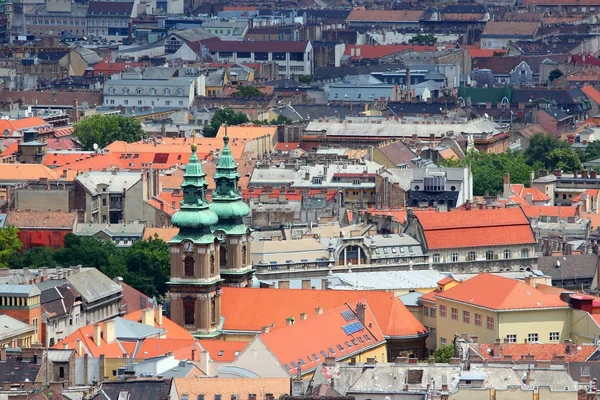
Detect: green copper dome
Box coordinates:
(171, 144, 219, 230)
(209, 131, 251, 228)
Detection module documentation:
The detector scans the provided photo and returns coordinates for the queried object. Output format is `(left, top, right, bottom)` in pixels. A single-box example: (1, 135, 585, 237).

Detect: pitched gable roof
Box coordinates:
(198, 340, 248, 362)
(412, 208, 536, 249)
(435, 273, 568, 311)
(220, 287, 426, 338)
(258, 301, 385, 375)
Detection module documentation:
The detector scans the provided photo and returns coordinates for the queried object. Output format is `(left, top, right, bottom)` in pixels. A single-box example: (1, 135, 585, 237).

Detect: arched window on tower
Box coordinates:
(211, 296, 216, 326)
(184, 297, 195, 326)
(220, 246, 227, 268)
(184, 256, 194, 277)
(210, 254, 215, 276)
(241, 245, 247, 265)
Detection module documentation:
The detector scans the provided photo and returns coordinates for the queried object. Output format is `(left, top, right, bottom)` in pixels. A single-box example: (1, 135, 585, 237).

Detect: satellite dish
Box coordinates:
(93, 143, 99, 151)
(484, 113, 489, 119)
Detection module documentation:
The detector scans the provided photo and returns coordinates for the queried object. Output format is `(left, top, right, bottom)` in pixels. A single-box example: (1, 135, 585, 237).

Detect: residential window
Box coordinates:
(486, 250, 495, 260)
(219, 52, 233, 58)
(137, 100, 142, 105)
(528, 333, 538, 342)
(475, 313, 482, 326)
(450, 253, 458, 262)
(179, 101, 184, 106)
(487, 316, 495, 330)
(430, 307, 436, 318)
(424, 306, 429, 317)
(165, 101, 171, 106)
(521, 248, 529, 258)
(463, 310, 470, 324)
(549, 332, 560, 341)
(439, 304, 447, 317)
(432, 254, 440, 263)
(504, 249, 511, 259)
(451, 307, 458, 320)
(440, 337, 447, 345)
(506, 334, 517, 343)
(467, 251, 476, 261)
(124, 100, 129, 105)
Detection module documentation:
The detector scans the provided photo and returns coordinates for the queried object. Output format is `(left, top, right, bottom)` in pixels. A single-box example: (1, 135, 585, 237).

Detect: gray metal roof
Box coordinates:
(0, 314, 35, 340)
(327, 84, 394, 102)
(328, 270, 447, 291)
(114, 317, 164, 340)
(75, 171, 142, 196)
(48, 349, 75, 363)
(398, 291, 423, 307)
(0, 284, 40, 297)
(66, 268, 121, 303)
(169, 27, 215, 43)
(76, 223, 145, 237)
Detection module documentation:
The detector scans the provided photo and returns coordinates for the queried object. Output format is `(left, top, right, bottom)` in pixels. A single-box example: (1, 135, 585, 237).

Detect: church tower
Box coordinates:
(209, 129, 254, 287)
(168, 144, 223, 336)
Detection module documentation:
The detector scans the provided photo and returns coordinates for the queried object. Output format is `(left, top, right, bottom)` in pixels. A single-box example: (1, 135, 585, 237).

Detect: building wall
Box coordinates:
(17, 229, 72, 249)
(0, 294, 41, 343)
(498, 308, 571, 344)
(435, 299, 499, 347)
(44, 303, 84, 347)
(430, 243, 536, 267)
(16, 188, 73, 212)
(570, 309, 600, 343)
(231, 338, 290, 378)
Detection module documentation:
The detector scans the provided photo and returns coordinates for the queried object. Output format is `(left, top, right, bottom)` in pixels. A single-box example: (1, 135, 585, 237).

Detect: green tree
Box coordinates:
(298, 75, 313, 84)
(232, 86, 265, 98)
(252, 115, 293, 126)
(9, 246, 56, 269)
(121, 235, 170, 299)
(0, 226, 22, 268)
(439, 150, 539, 196)
(583, 141, 600, 162)
(546, 147, 583, 172)
(548, 69, 564, 82)
(524, 133, 570, 169)
(53, 233, 114, 269)
(202, 108, 250, 138)
(73, 114, 145, 150)
(433, 345, 455, 363)
(409, 34, 437, 46)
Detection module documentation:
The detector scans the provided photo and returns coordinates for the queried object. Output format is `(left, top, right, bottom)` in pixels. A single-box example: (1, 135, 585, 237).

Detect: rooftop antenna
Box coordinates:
(93, 143, 99, 153)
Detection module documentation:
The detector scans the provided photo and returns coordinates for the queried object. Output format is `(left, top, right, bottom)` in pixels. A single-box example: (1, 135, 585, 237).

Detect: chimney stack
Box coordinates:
(72, 99, 79, 123)
(103, 320, 115, 344)
(155, 304, 163, 326)
(93, 324, 101, 346)
(355, 303, 366, 326)
(142, 308, 154, 326)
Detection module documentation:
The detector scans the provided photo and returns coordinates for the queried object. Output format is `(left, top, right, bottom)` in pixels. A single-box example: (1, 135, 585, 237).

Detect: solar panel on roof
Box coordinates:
(340, 310, 356, 322)
(342, 321, 363, 335)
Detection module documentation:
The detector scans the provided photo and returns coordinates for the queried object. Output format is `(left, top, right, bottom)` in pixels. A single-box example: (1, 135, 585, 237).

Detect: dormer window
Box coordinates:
(312, 177, 322, 184)
(164, 88, 171, 95)
(177, 88, 184, 96)
(149, 88, 156, 95)
(136, 88, 142, 94)
(122, 88, 129, 95)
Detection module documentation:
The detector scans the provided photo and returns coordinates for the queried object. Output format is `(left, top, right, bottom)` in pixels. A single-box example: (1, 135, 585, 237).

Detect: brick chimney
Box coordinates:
(503, 173, 511, 197)
(72, 99, 79, 123)
(355, 303, 366, 326)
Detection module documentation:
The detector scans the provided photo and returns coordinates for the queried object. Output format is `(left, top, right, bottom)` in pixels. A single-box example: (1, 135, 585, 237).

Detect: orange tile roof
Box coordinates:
(438, 147, 458, 160)
(437, 277, 455, 285)
(146, 197, 177, 216)
(509, 184, 550, 202)
(55, 309, 194, 357)
(0, 117, 50, 136)
(135, 338, 200, 359)
(465, 44, 507, 58)
(160, 173, 184, 190)
(124, 309, 193, 340)
(0, 141, 18, 157)
(159, 191, 183, 210)
(521, 205, 577, 218)
(0, 164, 63, 181)
(435, 273, 568, 311)
(582, 213, 600, 230)
(197, 340, 248, 362)
(220, 287, 426, 338)
(573, 189, 600, 202)
(419, 290, 439, 304)
(582, 85, 600, 105)
(143, 227, 179, 242)
(477, 343, 595, 362)
(258, 301, 385, 374)
(415, 208, 536, 249)
(275, 142, 299, 152)
(172, 378, 291, 400)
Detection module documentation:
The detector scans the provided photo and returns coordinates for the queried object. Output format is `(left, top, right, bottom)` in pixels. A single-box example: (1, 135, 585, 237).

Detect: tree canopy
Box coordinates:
(233, 86, 266, 98)
(524, 133, 571, 169)
(0, 226, 22, 268)
(202, 108, 250, 138)
(548, 69, 564, 82)
(433, 345, 455, 363)
(439, 150, 539, 196)
(73, 114, 145, 150)
(408, 34, 437, 46)
(10, 233, 170, 299)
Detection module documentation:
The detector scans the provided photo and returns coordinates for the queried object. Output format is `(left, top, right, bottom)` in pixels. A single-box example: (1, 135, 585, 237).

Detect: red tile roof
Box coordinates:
(93, 59, 147, 75)
(435, 273, 568, 311)
(258, 301, 385, 375)
(198, 340, 248, 363)
(582, 85, 600, 105)
(415, 208, 536, 249)
(573, 189, 599, 202)
(477, 343, 595, 362)
(509, 183, 550, 202)
(221, 287, 426, 338)
(0, 117, 50, 137)
(275, 142, 299, 152)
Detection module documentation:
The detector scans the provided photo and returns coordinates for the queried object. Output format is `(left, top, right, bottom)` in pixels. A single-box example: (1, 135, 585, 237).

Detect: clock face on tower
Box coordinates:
(214, 230, 226, 242)
(183, 241, 193, 253)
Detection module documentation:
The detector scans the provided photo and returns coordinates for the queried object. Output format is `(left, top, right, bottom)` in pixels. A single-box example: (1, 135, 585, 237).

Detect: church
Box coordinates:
(167, 131, 254, 337)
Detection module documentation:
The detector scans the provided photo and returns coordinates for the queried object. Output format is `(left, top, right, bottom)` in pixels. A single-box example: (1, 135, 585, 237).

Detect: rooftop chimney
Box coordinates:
(142, 308, 154, 326)
(155, 304, 163, 326)
(355, 303, 366, 326)
(93, 324, 101, 346)
(103, 320, 115, 344)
